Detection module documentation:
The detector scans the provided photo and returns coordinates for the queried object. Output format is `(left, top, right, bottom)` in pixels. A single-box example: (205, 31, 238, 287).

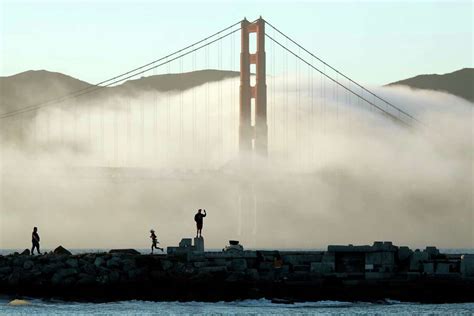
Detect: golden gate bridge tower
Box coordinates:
(239, 17, 267, 157)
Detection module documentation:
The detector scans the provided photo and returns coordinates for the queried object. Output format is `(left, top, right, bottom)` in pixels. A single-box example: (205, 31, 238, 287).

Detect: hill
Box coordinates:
(0, 69, 239, 115)
(387, 68, 474, 102)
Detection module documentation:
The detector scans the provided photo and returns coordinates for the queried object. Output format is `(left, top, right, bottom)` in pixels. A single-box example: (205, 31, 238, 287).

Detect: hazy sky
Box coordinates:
(0, 0, 472, 85)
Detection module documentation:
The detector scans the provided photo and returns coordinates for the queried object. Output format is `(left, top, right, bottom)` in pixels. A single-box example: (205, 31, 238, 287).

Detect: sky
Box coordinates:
(0, 0, 472, 85)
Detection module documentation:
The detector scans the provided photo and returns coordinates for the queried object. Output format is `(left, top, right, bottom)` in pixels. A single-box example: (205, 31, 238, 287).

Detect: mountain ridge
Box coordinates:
(387, 68, 473, 102)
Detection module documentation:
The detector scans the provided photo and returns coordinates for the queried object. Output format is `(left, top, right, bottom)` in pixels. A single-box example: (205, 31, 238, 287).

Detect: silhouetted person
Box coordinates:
(150, 229, 163, 254)
(194, 209, 207, 238)
(31, 227, 41, 255)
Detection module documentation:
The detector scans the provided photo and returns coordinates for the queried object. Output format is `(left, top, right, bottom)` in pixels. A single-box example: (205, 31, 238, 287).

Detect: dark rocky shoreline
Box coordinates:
(1, 242, 473, 303)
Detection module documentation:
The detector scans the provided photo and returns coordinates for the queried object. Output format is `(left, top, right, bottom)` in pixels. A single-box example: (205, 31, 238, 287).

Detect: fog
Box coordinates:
(0, 77, 472, 251)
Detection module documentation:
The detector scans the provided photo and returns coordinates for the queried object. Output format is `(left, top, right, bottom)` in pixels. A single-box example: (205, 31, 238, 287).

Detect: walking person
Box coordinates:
(31, 227, 41, 255)
(150, 229, 163, 254)
(194, 209, 207, 238)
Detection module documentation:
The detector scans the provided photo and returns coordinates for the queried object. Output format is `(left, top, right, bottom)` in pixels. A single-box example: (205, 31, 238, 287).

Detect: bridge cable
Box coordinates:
(0, 22, 243, 120)
(266, 33, 410, 126)
(263, 19, 420, 125)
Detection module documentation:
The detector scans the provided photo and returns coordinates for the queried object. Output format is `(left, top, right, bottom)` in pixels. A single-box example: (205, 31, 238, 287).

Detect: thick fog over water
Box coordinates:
(0, 77, 472, 250)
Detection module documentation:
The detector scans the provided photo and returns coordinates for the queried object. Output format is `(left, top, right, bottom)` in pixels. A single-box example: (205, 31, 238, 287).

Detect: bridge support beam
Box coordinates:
(240, 18, 267, 157)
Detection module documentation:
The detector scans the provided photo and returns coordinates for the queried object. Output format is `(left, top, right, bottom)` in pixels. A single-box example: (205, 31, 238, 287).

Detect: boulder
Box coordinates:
(82, 263, 97, 275)
(66, 259, 79, 269)
(51, 268, 78, 285)
(21, 249, 30, 256)
(109, 249, 140, 255)
(23, 260, 34, 270)
(0, 266, 12, 275)
(161, 260, 173, 271)
(76, 273, 96, 285)
(108, 270, 120, 283)
(42, 262, 65, 275)
(94, 257, 105, 268)
(106, 257, 122, 269)
(53, 246, 72, 256)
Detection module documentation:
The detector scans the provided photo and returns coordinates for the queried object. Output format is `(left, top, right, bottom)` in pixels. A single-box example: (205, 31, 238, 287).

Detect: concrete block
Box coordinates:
(435, 263, 450, 274)
(409, 251, 429, 271)
(365, 272, 389, 279)
(231, 259, 247, 271)
(423, 263, 434, 274)
(366, 252, 395, 266)
(310, 262, 334, 275)
(194, 237, 204, 252)
(321, 252, 335, 264)
(398, 246, 412, 261)
(461, 254, 474, 277)
(179, 238, 192, 248)
(425, 246, 440, 257)
(282, 254, 322, 266)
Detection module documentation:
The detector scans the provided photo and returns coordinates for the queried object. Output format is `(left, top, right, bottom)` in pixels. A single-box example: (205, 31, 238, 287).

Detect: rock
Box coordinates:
(310, 262, 334, 275)
(150, 270, 167, 280)
(23, 260, 34, 270)
(51, 268, 78, 285)
(21, 249, 30, 256)
(225, 271, 246, 282)
(76, 273, 95, 285)
(199, 266, 227, 273)
(122, 259, 136, 271)
(94, 257, 105, 268)
(53, 246, 72, 256)
(161, 260, 173, 271)
(128, 268, 146, 280)
(108, 270, 120, 283)
(246, 268, 260, 281)
(106, 257, 122, 269)
(109, 249, 140, 255)
(66, 258, 79, 269)
(193, 261, 208, 268)
(82, 264, 97, 275)
(8, 299, 30, 306)
(42, 262, 65, 275)
(8, 271, 21, 286)
(231, 259, 248, 271)
(0, 266, 12, 275)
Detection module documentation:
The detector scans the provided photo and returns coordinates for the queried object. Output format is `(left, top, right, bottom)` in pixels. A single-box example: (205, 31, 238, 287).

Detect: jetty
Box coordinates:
(0, 239, 473, 303)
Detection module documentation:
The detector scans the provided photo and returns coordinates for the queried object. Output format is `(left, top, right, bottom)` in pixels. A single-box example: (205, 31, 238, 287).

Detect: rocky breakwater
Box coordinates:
(0, 241, 473, 303)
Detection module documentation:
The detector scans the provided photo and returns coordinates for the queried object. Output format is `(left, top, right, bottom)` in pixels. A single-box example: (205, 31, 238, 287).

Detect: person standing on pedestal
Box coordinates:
(194, 209, 207, 238)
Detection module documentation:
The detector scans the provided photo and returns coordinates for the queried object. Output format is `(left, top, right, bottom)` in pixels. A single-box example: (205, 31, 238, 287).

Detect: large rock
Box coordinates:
(53, 246, 72, 256)
(0, 266, 12, 275)
(106, 257, 122, 269)
(94, 257, 105, 268)
(66, 259, 79, 269)
(42, 262, 65, 275)
(51, 268, 78, 285)
(21, 249, 30, 256)
(23, 260, 34, 270)
(109, 249, 140, 255)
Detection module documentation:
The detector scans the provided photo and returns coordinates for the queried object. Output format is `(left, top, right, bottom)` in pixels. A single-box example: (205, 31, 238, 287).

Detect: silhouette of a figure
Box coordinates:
(194, 209, 207, 238)
(150, 229, 163, 254)
(31, 227, 41, 255)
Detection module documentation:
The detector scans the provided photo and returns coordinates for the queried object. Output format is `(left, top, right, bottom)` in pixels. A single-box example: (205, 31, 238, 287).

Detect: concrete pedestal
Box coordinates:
(194, 237, 205, 252)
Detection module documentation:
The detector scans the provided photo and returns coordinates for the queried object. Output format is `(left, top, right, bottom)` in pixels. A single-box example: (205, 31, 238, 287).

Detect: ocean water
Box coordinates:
(1, 298, 473, 315)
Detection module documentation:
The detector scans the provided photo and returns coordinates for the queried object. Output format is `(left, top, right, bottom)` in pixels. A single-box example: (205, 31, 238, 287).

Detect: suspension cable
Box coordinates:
(266, 33, 411, 126)
(0, 21, 243, 119)
(263, 19, 420, 124)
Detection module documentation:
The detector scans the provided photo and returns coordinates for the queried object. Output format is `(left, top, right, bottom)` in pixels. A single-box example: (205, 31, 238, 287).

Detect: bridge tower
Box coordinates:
(240, 17, 267, 157)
